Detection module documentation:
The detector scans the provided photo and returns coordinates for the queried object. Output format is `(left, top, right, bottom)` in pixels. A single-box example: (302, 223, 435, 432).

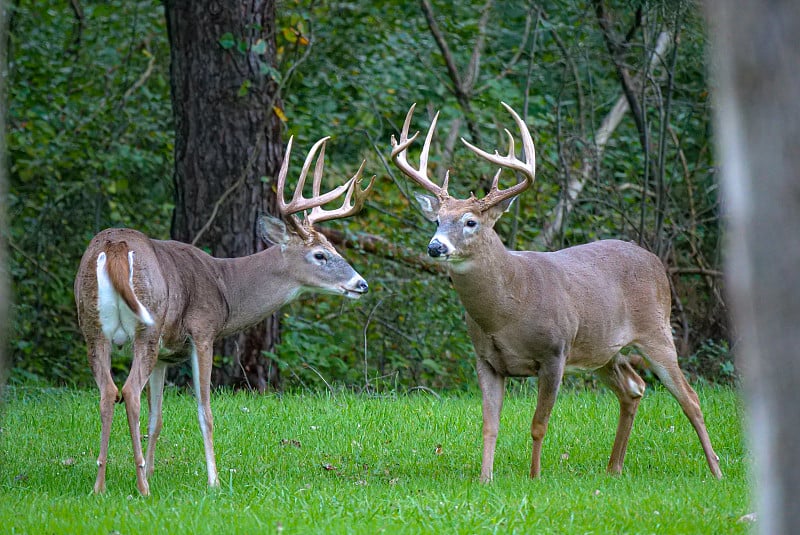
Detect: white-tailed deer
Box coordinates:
(391, 102, 722, 481)
(75, 136, 374, 496)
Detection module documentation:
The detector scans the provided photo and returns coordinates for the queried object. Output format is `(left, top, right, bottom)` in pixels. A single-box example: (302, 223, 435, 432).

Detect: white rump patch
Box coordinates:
(96, 250, 154, 346)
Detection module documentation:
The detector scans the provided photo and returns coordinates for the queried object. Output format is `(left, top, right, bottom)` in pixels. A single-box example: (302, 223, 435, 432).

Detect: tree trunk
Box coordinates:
(709, 1, 800, 532)
(0, 0, 7, 396)
(164, 0, 283, 391)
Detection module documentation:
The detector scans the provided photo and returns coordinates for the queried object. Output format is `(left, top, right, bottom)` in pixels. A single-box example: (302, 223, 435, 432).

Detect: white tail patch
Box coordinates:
(96, 250, 154, 346)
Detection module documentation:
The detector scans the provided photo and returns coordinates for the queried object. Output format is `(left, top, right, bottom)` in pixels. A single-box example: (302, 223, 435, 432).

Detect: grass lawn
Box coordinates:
(0, 385, 750, 534)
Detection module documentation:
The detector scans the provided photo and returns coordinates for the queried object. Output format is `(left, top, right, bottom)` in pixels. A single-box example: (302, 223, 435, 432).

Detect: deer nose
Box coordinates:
(428, 239, 448, 258)
(356, 279, 369, 293)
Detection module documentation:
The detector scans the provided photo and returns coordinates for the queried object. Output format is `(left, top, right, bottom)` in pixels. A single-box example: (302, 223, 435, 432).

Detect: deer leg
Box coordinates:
(120, 334, 160, 496)
(639, 335, 723, 479)
(144, 361, 167, 478)
(190, 337, 219, 488)
(530, 356, 566, 478)
(597, 356, 646, 475)
(88, 338, 116, 494)
(476, 358, 506, 483)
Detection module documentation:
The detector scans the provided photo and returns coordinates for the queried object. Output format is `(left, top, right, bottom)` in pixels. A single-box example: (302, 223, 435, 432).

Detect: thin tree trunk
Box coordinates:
(709, 1, 800, 532)
(0, 0, 8, 396)
(164, 0, 283, 391)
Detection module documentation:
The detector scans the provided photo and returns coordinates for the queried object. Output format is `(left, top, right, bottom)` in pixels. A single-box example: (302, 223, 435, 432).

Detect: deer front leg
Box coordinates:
(144, 361, 168, 478)
(121, 335, 160, 496)
(530, 356, 566, 478)
(476, 358, 505, 483)
(597, 356, 646, 474)
(88, 339, 116, 494)
(190, 336, 219, 488)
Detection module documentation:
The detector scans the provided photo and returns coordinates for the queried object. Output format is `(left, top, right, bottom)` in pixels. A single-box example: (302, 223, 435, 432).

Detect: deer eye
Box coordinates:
(465, 219, 478, 228)
(313, 252, 326, 261)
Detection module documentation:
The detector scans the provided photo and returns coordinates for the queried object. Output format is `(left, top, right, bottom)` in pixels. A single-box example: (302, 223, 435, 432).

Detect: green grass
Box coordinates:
(0, 386, 750, 534)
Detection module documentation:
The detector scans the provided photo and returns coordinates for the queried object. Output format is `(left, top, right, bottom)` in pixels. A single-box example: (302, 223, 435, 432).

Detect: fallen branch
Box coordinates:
(319, 228, 445, 275)
(668, 267, 724, 278)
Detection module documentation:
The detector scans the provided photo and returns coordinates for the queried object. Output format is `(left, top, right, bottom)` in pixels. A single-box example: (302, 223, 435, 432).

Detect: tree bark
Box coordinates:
(164, 0, 283, 391)
(708, 1, 800, 532)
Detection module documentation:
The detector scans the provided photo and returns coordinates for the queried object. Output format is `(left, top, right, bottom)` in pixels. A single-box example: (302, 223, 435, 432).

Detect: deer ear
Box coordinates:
(414, 193, 440, 222)
(485, 195, 518, 222)
(257, 215, 290, 246)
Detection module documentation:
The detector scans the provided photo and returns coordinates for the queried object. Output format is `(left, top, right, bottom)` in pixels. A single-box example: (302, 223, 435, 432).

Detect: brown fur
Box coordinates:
(103, 241, 141, 315)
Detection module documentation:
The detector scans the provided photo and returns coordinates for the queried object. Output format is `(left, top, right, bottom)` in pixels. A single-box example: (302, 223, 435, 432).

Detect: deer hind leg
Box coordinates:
(638, 333, 723, 479)
(530, 356, 566, 478)
(120, 333, 160, 496)
(144, 361, 168, 479)
(88, 337, 116, 494)
(190, 336, 219, 488)
(476, 358, 506, 483)
(597, 355, 646, 475)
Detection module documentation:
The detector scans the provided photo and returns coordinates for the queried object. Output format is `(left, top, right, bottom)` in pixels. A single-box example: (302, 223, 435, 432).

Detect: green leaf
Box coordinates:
(237, 79, 251, 97)
(252, 39, 267, 55)
(219, 32, 235, 49)
(258, 61, 282, 82)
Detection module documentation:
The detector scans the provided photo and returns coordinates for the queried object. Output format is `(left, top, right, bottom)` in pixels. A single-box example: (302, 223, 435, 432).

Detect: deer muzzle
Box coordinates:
(428, 239, 449, 258)
(341, 275, 369, 299)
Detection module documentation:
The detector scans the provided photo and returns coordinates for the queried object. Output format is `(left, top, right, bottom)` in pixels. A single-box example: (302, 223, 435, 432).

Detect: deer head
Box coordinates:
(390, 102, 536, 271)
(260, 135, 375, 298)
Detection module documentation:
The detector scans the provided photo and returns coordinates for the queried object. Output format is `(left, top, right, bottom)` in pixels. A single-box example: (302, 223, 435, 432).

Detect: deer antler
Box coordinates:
(392, 102, 535, 210)
(390, 103, 450, 199)
(461, 102, 536, 211)
(277, 136, 375, 237)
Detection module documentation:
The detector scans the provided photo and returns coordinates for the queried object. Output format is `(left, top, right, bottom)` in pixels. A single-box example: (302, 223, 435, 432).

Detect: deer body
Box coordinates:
(77, 228, 358, 355)
(453, 238, 665, 376)
(392, 102, 722, 482)
(76, 137, 373, 496)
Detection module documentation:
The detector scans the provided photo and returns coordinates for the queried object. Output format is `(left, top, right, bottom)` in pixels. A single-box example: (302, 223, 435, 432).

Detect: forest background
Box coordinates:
(5, 0, 732, 391)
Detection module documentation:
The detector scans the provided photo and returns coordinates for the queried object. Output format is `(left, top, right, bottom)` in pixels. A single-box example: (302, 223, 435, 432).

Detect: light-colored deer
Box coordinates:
(391, 102, 722, 482)
(75, 136, 374, 496)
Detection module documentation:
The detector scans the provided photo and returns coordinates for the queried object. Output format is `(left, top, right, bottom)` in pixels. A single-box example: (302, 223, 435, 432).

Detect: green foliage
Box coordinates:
(7, 1, 173, 385)
(0, 387, 749, 532)
(7, 0, 731, 388)
(686, 339, 736, 386)
(271, 1, 729, 388)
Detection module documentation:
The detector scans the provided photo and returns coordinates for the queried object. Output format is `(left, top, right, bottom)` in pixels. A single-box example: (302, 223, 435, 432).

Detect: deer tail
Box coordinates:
(96, 241, 155, 326)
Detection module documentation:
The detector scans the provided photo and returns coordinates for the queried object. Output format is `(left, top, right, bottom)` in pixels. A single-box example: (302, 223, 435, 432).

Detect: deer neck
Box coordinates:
(446, 232, 524, 332)
(216, 246, 301, 336)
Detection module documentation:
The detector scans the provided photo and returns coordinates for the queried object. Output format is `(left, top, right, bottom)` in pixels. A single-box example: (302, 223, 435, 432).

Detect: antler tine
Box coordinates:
(307, 160, 376, 225)
(278, 136, 359, 218)
(390, 103, 448, 198)
(276, 135, 296, 216)
(461, 102, 536, 209)
(311, 138, 327, 198)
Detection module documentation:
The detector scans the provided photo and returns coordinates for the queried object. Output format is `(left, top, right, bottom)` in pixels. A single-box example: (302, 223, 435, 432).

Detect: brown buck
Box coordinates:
(391, 102, 722, 482)
(75, 136, 374, 496)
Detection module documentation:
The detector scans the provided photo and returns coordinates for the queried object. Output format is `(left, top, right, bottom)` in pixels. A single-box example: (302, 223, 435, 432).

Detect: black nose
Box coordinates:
(357, 279, 369, 293)
(428, 240, 448, 258)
